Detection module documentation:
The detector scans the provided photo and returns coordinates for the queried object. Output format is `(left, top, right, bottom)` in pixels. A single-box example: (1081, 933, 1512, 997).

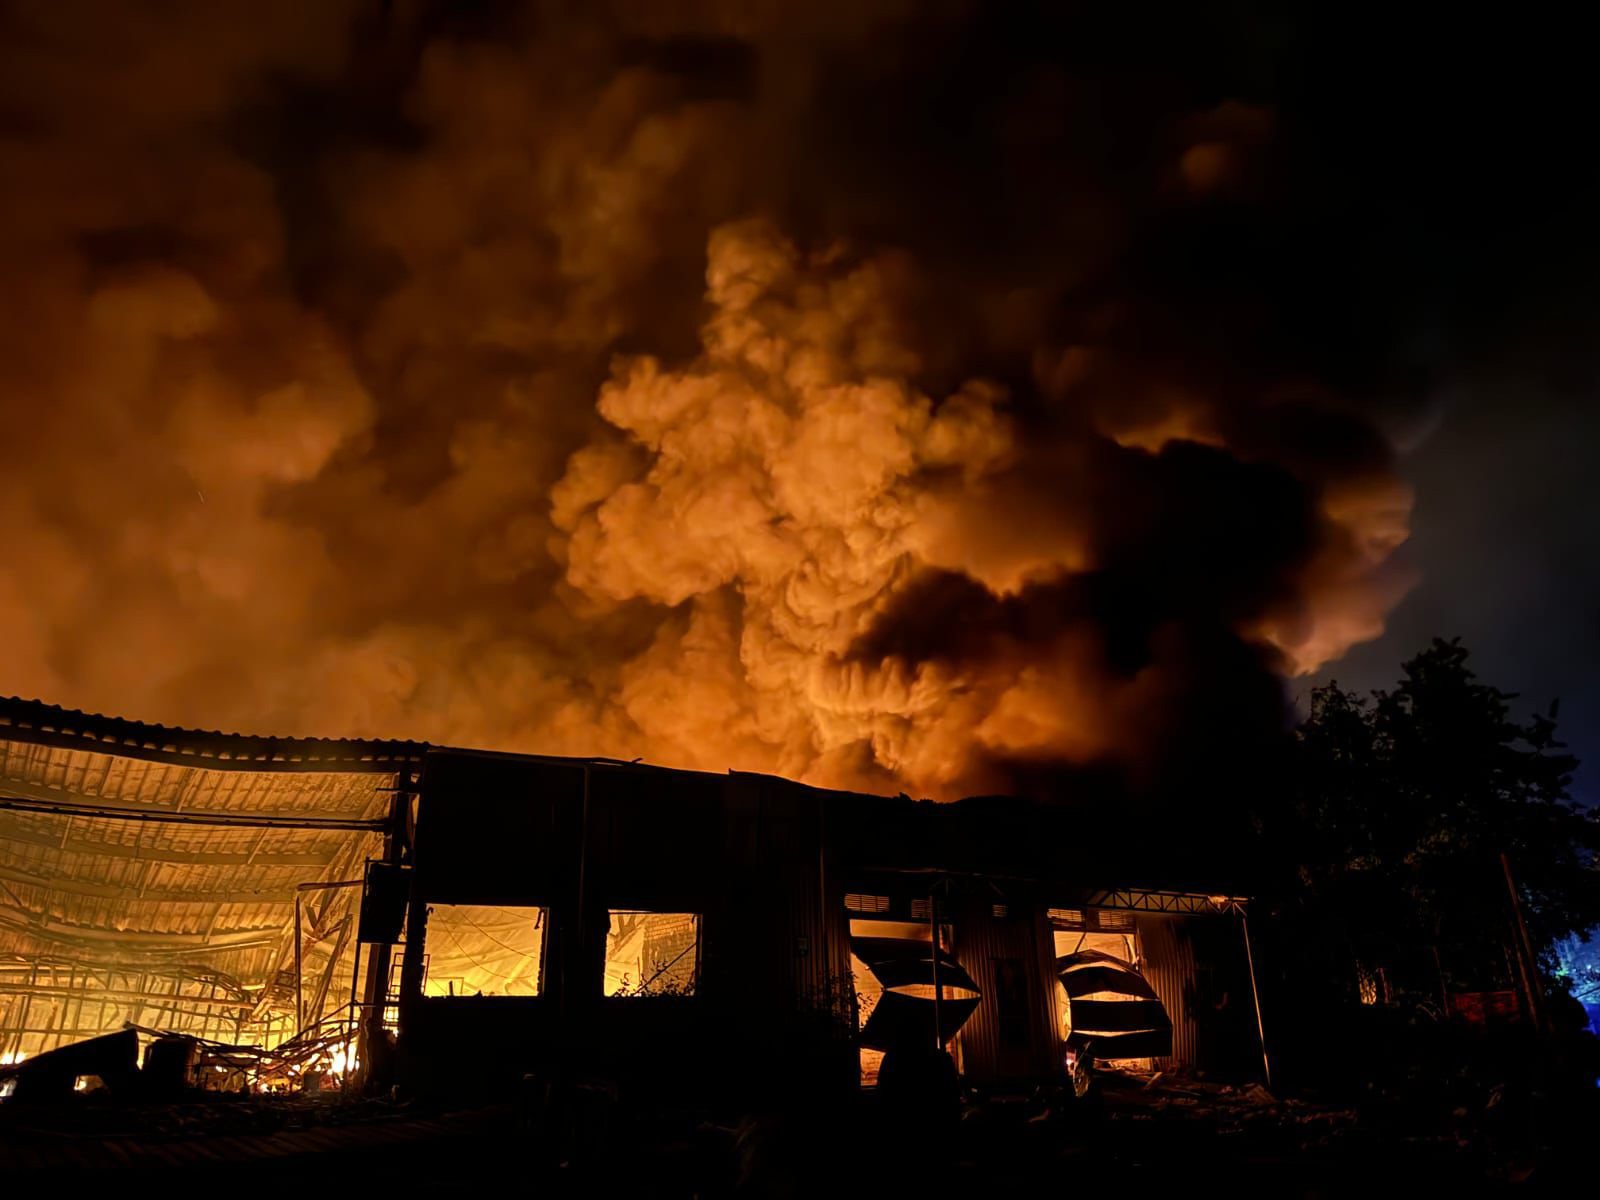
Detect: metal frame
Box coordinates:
(0, 793, 384, 832)
(0, 959, 263, 1057)
(1069, 888, 1248, 915)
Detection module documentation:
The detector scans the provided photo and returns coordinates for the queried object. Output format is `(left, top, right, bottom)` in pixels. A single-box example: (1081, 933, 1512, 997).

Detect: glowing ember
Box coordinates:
(327, 1043, 357, 1078)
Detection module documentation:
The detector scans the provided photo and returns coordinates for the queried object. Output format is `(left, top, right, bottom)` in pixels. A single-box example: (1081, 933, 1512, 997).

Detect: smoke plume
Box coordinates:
(0, 2, 1421, 799)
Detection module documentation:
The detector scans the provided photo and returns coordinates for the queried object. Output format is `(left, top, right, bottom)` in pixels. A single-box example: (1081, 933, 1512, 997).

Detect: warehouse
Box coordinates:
(388, 747, 1264, 1101)
(0, 699, 1266, 1102)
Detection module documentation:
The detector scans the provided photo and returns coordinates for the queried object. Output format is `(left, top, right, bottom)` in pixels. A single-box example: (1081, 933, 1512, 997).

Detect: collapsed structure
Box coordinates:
(1, 697, 1266, 1099)
(0, 697, 419, 1060)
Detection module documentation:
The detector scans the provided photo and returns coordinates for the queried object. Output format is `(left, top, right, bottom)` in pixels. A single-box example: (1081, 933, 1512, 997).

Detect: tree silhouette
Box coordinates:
(1291, 638, 1600, 1002)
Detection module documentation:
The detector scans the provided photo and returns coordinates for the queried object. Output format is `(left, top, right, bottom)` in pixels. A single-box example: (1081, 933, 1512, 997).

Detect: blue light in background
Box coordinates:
(1555, 933, 1600, 1037)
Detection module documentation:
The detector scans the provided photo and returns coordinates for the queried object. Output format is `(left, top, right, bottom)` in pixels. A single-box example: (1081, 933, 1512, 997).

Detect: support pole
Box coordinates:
(344, 936, 362, 1095)
(929, 887, 942, 1049)
(574, 765, 591, 1019)
(1240, 911, 1271, 1089)
(348, 937, 363, 1040)
(10, 960, 39, 1059)
(309, 913, 353, 1028)
(358, 774, 414, 1082)
(293, 892, 304, 1035)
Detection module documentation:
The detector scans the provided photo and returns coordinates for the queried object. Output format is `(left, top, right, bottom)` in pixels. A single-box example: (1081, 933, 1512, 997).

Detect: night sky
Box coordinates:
(1321, 385, 1600, 805)
(1282, 11, 1600, 804)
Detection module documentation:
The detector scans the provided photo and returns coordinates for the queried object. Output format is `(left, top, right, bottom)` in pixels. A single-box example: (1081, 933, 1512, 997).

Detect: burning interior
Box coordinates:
(0, 697, 419, 1086)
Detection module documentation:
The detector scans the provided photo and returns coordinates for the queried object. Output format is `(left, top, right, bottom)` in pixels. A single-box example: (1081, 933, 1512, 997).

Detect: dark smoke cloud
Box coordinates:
(5, 1, 1581, 804)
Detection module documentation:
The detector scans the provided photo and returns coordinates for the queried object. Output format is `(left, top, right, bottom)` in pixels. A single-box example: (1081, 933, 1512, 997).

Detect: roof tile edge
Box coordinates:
(0, 695, 428, 772)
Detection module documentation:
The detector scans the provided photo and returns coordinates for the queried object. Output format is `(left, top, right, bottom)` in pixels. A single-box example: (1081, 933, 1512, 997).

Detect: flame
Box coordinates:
(327, 1042, 357, 1078)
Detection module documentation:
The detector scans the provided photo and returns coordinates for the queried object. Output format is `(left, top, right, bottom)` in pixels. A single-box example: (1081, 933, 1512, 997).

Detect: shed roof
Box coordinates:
(0, 697, 422, 1055)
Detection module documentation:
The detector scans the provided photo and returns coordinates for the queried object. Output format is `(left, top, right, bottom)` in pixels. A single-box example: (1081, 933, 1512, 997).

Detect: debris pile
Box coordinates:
(0, 1021, 360, 1105)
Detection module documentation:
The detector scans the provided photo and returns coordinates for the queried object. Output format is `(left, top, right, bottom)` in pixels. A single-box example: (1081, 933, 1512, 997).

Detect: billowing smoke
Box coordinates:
(0, 2, 1419, 799)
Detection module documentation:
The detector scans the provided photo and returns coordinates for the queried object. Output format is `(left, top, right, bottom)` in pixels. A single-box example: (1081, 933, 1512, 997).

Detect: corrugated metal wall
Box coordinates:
(1135, 914, 1198, 1068)
(721, 774, 854, 1038)
(951, 889, 1059, 1085)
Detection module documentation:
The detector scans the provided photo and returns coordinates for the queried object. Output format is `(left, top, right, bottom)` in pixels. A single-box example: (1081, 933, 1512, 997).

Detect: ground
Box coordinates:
(1, 1069, 1593, 1191)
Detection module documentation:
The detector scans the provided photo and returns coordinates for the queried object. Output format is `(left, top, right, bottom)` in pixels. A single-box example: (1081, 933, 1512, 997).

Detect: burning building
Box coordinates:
(1, 695, 1265, 1103)
(0, 696, 419, 1064)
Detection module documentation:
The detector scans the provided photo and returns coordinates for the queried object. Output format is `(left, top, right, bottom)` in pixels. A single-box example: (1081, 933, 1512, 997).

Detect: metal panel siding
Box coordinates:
(709, 775, 857, 1096)
(1135, 914, 1198, 1068)
(951, 891, 1058, 1085)
(721, 775, 851, 1027)
(773, 785, 847, 1016)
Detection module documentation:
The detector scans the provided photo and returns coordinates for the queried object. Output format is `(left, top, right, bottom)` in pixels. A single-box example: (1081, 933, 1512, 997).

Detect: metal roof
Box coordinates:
(0, 697, 421, 1057)
(0, 695, 425, 770)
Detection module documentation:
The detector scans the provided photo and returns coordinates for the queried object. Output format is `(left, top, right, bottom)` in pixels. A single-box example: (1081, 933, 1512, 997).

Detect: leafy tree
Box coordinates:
(1291, 638, 1600, 1002)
